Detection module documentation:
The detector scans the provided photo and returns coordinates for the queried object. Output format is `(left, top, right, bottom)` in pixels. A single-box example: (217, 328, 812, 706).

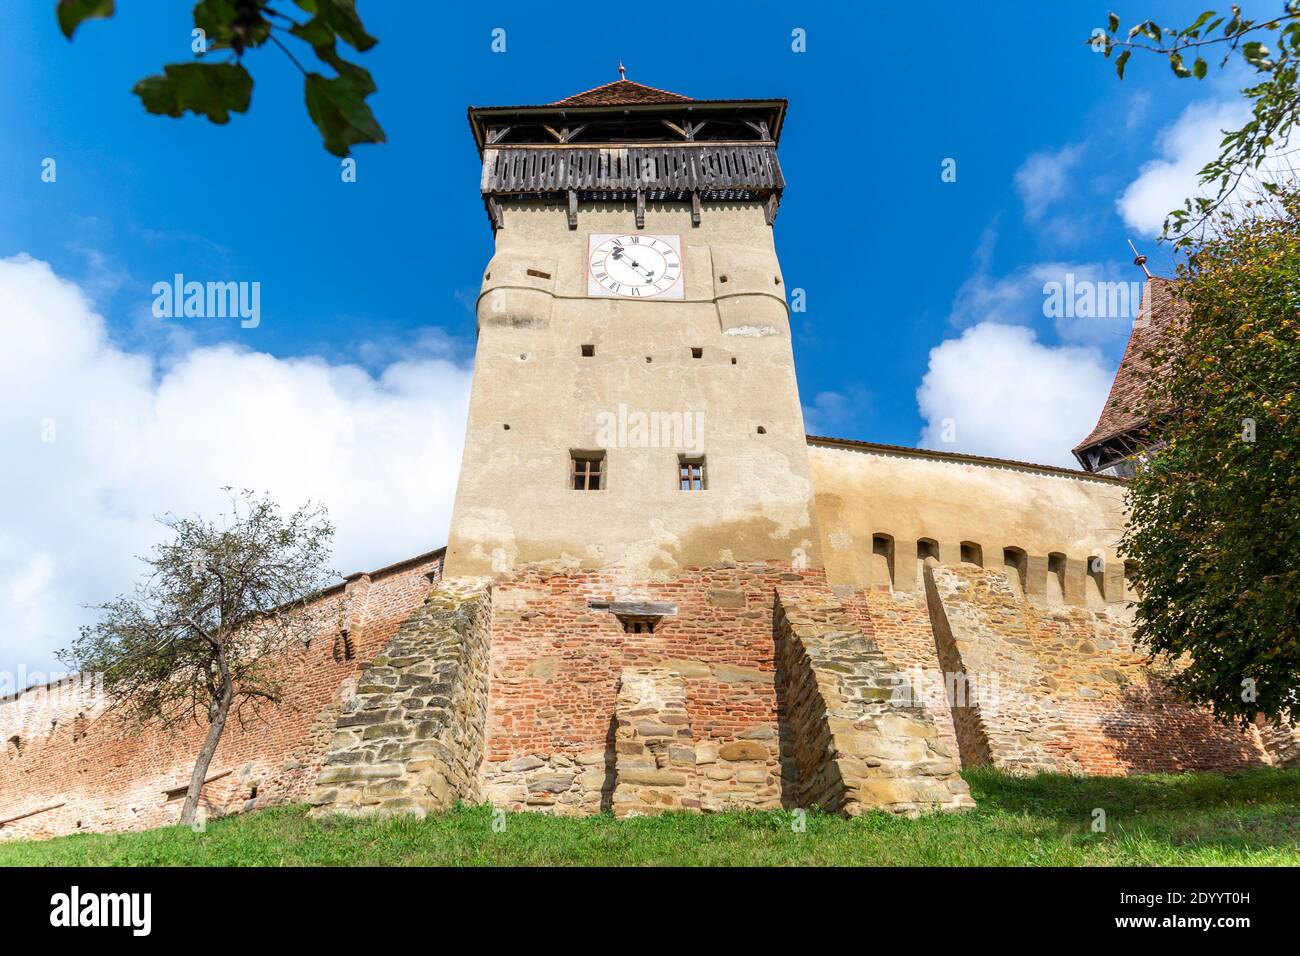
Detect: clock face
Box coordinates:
(587, 234, 684, 299)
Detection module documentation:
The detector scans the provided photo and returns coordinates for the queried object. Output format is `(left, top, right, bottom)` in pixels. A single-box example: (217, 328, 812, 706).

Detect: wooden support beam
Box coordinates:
(660, 119, 688, 139)
(164, 768, 233, 801)
(567, 189, 579, 229)
(683, 120, 707, 141)
(690, 191, 702, 225)
(635, 189, 646, 229)
(487, 196, 504, 231)
(0, 802, 66, 827)
(763, 191, 780, 226)
(485, 126, 512, 145)
(743, 119, 770, 140)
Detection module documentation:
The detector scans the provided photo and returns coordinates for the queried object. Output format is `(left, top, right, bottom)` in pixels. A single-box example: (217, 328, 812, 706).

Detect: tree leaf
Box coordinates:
(1108, 12, 1120, 33)
(133, 63, 253, 124)
(304, 71, 385, 157)
(1193, 56, 1208, 79)
(1116, 49, 1132, 79)
(57, 0, 114, 38)
(297, 0, 377, 52)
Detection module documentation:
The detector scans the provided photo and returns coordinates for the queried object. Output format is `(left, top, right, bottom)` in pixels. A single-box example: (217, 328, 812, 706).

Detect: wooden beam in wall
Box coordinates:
(567, 189, 579, 229)
(763, 191, 780, 226)
(690, 190, 702, 225)
(635, 189, 646, 229)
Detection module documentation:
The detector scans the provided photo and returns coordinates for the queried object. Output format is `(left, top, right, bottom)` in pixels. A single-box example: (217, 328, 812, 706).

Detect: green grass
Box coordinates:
(4, 767, 1299, 866)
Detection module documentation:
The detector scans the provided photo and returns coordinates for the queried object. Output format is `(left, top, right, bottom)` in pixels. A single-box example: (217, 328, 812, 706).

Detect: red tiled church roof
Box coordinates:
(1073, 277, 1187, 456)
(550, 78, 693, 107)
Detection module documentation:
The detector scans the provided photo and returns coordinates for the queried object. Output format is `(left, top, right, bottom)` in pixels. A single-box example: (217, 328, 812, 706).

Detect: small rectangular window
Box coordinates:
(581, 344, 595, 357)
(571, 452, 604, 491)
(691, 347, 703, 359)
(679, 457, 706, 491)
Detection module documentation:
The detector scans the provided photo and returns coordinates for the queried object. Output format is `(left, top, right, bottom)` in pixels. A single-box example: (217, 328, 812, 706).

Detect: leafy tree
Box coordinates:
(1119, 190, 1300, 727)
(1093, 3, 1300, 244)
(57, 0, 384, 156)
(60, 490, 335, 827)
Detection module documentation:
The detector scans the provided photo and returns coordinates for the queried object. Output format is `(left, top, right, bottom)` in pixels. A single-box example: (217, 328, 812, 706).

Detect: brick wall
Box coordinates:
(0, 552, 444, 840)
(479, 561, 824, 814)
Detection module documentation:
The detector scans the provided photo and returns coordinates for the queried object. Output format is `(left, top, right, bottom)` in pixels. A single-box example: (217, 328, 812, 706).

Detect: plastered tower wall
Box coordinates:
(445, 200, 820, 579)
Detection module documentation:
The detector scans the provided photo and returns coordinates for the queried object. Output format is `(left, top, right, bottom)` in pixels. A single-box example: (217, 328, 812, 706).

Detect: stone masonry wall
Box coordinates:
(310, 580, 492, 817)
(924, 561, 1269, 775)
(0, 552, 445, 841)
(610, 668, 698, 816)
(774, 587, 973, 816)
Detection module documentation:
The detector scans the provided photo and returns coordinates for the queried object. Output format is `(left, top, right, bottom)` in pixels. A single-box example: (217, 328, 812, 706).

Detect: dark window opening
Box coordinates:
(572, 452, 605, 491)
(960, 541, 982, 566)
(756, 425, 766, 434)
(679, 457, 706, 491)
(871, 533, 895, 589)
(581, 344, 595, 357)
(526, 268, 551, 280)
(623, 619, 656, 634)
(1047, 552, 1067, 601)
(1003, 547, 1028, 594)
(691, 347, 703, 359)
(916, 538, 939, 561)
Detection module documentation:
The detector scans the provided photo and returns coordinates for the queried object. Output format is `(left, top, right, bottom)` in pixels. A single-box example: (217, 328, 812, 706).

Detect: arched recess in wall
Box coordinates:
(915, 538, 939, 586)
(1086, 555, 1106, 606)
(960, 541, 983, 566)
(1046, 552, 1067, 603)
(870, 533, 895, 590)
(1002, 547, 1027, 598)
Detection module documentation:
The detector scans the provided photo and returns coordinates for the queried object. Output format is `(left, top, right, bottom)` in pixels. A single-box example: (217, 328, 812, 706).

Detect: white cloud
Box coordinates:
(802, 387, 870, 437)
(1117, 99, 1251, 235)
(916, 322, 1114, 468)
(1014, 144, 1084, 222)
(0, 254, 472, 681)
(950, 257, 1138, 353)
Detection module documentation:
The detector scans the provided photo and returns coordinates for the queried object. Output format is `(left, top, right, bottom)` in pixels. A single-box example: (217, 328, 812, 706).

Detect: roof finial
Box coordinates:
(618, 61, 627, 80)
(1127, 239, 1154, 280)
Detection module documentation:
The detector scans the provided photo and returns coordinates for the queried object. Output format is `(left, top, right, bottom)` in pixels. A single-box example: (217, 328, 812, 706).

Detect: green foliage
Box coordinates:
(56, 0, 114, 38)
(133, 63, 253, 124)
(1093, 3, 1300, 244)
(3, 768, 1298, 866)
(1120, 191, 1300, 726)
(60, 489, 336, 728)
(56, 0, 384, 156)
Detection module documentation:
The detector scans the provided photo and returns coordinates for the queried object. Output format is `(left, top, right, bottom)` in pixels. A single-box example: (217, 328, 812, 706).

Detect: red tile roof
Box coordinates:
(1073, 277, 1187, 455)
(551, 79, 693, 107)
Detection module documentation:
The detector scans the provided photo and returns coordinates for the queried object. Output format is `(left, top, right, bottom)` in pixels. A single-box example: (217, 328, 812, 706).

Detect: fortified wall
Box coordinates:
(810, 438, 1287, 774)
(0, 550, 445, 840)
(4, 436, 1292, 841)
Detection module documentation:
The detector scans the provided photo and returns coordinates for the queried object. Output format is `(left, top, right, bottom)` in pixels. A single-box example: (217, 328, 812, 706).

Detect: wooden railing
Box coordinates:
(481, 143, 784, 196)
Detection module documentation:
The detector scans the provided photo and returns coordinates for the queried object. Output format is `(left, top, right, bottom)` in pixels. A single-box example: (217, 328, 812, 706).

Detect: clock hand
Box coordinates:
(611, 248, 654, 281)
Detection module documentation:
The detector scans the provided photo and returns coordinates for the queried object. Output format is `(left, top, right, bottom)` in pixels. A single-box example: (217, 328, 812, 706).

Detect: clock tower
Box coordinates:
(445, 75, 821, 580)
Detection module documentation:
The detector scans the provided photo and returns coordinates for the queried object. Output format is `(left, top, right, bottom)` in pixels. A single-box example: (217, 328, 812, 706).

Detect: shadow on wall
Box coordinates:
(1092, 678, 1268, 775)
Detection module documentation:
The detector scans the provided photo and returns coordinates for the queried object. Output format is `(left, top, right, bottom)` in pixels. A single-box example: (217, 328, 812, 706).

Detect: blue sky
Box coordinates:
(0, 1, 1240, 678)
